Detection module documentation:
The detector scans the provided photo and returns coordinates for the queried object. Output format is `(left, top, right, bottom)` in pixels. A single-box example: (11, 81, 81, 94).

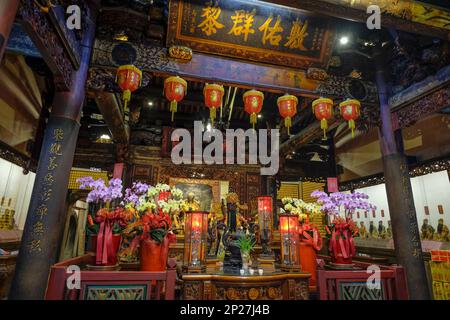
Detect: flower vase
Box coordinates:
(330, 235, 354, 265)
(299, 242, 317, 286)
(90, 234, 122, 266)
(241, 251, 250, 270)
(140, 236, 170, 271)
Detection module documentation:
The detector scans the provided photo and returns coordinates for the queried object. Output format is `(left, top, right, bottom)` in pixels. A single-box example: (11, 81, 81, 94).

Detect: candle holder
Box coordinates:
(256, 196, 276, 272)
(257, 196, 273, 254)
(279, 214, 301, 272)
(183, 211, 208, 273)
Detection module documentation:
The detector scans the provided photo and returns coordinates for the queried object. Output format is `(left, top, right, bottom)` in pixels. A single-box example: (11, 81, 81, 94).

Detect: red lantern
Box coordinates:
(116, 65, 142, 110)
(312, 97, 334, 139)
(243, 90, 264, 129)
(339, 99, 361, 138)
(203, 83, 224, 127)
(277, 94, 298, 135)
(164, 76, 187, 122)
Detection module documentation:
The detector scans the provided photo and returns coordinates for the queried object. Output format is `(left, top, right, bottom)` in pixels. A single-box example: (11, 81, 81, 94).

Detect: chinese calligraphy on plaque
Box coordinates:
(167, 0, 334, 68)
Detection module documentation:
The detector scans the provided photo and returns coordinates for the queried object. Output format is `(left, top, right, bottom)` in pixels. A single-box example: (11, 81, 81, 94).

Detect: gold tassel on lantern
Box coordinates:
(284, 117, 292, 135)
(321, 119, 328, 139)
(250, 112, 257, 129)
(210, 108, 217, 127)
(349, 119, 356, 138)
(122, 89, 131, 110)
(170, 101, 177, 122)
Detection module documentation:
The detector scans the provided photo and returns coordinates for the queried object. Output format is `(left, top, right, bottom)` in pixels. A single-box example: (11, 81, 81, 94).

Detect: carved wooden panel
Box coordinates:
(19, 0, 75, 91)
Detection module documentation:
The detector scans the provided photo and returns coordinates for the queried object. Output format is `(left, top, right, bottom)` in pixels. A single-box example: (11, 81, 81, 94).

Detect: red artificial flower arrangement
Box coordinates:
(325, 216, 359, 264)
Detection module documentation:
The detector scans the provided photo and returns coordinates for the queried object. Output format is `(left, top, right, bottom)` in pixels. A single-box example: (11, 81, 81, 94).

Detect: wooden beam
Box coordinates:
(90, 40, 377, 104)
(280, 119, 340, 156)
(93, 92, 129, 144)
(264, 0, 450, 40)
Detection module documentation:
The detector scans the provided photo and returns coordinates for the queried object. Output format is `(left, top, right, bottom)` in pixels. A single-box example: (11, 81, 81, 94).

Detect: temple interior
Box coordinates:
(0, 0, 449, 302)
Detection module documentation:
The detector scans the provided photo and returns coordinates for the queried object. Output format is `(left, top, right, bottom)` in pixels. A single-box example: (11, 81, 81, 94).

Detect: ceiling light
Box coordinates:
(148, 101, 154, 106)
(340, 36, 349, 45)
(100, 134, 111, 140)
(258, 114, 262, 119)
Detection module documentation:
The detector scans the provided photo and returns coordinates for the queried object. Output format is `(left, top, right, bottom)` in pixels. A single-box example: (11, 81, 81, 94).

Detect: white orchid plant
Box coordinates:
(281, 197, 322, 222)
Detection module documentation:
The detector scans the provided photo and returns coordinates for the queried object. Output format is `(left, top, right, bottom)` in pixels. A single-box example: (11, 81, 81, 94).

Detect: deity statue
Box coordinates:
(421, 218, 435, 240)
(207, 202, 224, 256)
(435, 219, 449, 242)
(222, 193, 248, 233)
(369, 221, 378, 238)
(359, 221, 368, 239)
(185, 191, 201, 211)
(386, 220, 393, 239)
(171, 209, 183, 233)
(378, 220, 387, 239)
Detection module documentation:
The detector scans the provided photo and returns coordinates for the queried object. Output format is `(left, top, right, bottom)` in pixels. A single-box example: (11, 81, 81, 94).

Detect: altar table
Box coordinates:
(182, 271, 311, 300)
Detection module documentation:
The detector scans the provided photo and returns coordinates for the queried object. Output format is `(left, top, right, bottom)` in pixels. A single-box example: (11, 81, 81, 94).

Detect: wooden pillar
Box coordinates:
(9, 5, 98, 300)
(267, 177, 278, 229)
(0, 0, 20, 63)
(374, 44, 430, 300)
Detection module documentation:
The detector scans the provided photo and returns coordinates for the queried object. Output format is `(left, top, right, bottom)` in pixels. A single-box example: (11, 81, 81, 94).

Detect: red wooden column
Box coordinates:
(0, 0, 20, 62)
(374, 40, 430, 300)
(8, 3, 99, 299)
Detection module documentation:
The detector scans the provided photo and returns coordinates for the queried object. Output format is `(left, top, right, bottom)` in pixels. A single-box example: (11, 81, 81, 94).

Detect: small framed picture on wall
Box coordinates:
(424, 206, 430, 215)
(381, 209, 385, 217)
(438, 205, 444, 215)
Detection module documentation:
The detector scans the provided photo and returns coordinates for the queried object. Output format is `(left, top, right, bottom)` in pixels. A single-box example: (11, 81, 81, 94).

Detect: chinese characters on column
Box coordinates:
(28, 128, 64, 253)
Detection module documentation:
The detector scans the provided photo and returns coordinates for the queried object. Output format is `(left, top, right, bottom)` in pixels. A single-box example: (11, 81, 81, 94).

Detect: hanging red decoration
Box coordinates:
(339, 99, 361, 138)
(203, 83, 224, 127)
(116, 65, 142, 110)
(277, 94, 298, 135)
(164, 76, 187, 122)
(243, 90, 264, 129)
(312, 97, 334, 139)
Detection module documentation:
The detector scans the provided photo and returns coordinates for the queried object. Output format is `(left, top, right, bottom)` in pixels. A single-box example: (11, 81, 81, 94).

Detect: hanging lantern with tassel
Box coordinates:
(243, 90, 264, 129)
(203, 83, 224, 127)
(312, 97, 334, 139)
(116, 65, 142, 111)
(164, 76, 187, 122)
(339, 99, 361, 138)
(277, 94, 298, 135)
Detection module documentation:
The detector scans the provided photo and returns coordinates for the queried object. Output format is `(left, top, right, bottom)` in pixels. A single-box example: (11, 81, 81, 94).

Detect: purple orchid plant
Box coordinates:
(123, 182, 150, 208)
(77, 176, 124, 204)
(310, 190, 376, 219)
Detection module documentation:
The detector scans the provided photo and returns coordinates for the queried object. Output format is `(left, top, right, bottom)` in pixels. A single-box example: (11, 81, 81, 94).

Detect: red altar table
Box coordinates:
(45, 254, 176, 300)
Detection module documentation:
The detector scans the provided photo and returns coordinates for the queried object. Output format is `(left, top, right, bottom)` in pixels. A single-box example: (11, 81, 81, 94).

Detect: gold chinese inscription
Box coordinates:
(259, 15, 283, 46)
(198, 1, 225, 36)
(284, 18, 309, 51)
(28, 127, 65, 254)
(228, 9, 256, 42)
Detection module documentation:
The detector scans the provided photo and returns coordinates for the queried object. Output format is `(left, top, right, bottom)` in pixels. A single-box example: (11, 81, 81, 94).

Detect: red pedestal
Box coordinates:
(90, 234, 122, 266)
(300, 242, 317, 286)
(140, 236, 170, 271)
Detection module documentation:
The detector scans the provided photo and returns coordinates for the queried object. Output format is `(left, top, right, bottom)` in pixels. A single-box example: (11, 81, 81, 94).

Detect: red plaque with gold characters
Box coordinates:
(167, 0, 334, 68)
